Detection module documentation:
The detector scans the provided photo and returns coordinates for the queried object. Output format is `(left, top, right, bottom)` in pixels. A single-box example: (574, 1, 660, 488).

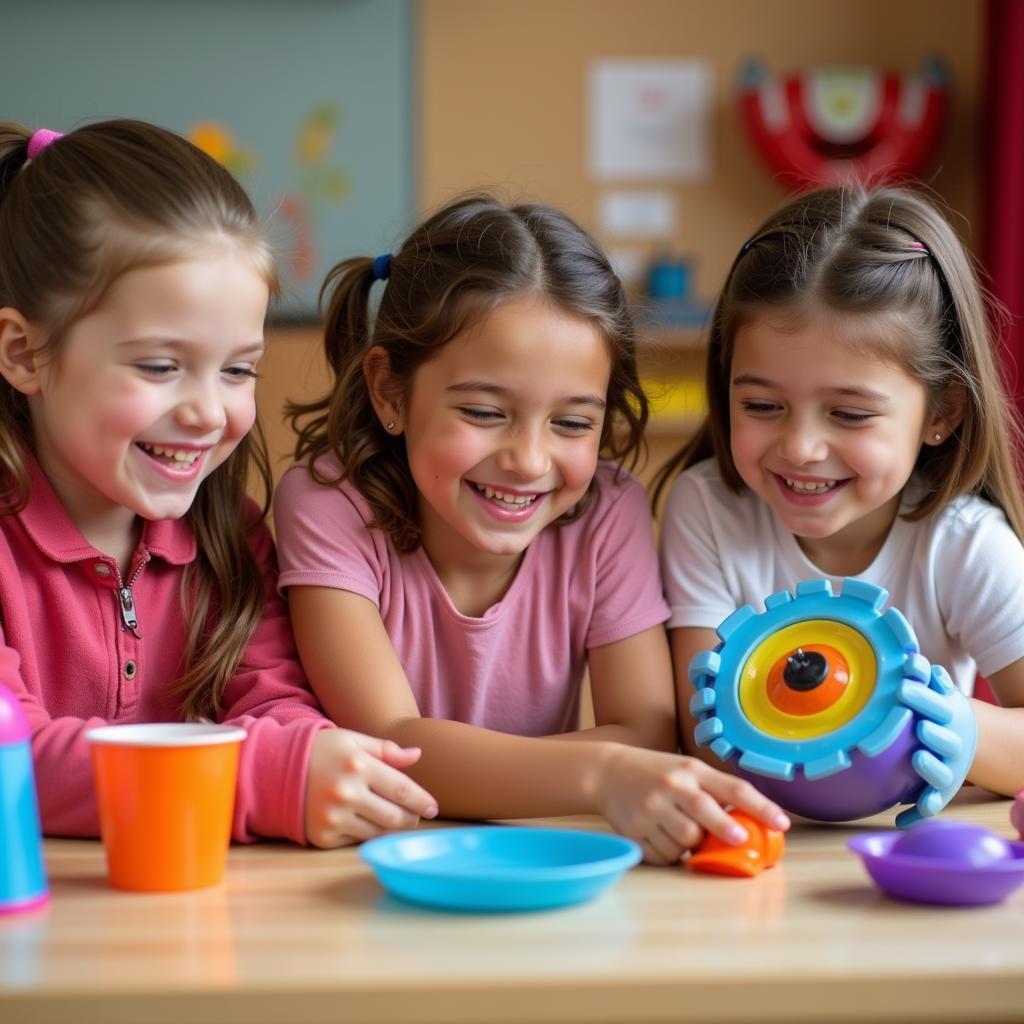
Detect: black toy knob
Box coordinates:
(783, 648, 829, 691)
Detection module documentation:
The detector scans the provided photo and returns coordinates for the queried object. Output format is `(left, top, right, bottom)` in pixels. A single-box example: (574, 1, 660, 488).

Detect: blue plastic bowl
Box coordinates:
(360, 826, 642, 912)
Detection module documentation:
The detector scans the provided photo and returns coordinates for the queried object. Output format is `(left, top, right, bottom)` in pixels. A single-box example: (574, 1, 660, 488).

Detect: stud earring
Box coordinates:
(933, 433, 942, 442)
(385, 420, 396, 432)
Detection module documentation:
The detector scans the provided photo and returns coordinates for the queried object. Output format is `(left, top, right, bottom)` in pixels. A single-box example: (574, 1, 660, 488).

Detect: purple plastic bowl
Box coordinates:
(848, 820, 1024, 906)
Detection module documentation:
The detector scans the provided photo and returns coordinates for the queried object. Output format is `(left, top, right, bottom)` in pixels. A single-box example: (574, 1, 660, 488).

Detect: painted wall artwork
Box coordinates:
(4, 0, 414, 321)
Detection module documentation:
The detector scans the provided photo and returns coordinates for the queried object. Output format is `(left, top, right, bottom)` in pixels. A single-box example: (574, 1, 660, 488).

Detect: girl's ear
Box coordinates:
(0, 308, 46, 395)
(363, 345, 403, 433)
(923, 381, 966, 446)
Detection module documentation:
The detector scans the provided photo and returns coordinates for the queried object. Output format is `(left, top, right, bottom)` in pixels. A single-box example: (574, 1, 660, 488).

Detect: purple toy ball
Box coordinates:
(1010, 791, 1024, 840)
(848, 819, 1024, 906)
(736, 716, 921, 822)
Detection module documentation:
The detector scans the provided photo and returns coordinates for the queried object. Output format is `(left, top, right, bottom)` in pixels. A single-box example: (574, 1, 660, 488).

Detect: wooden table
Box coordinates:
(2, 789, 1023, 1024)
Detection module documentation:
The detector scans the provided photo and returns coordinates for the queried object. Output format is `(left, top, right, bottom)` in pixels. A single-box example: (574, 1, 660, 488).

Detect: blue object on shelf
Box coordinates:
(0, 683, 49, 915)
(647, 258, 691, 299)
(360, 826, 641, 913)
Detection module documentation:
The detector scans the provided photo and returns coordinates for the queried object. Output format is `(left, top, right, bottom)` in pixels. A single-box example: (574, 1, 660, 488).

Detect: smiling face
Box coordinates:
(728, 312, 947, 573)
(378, 296, 611, 576)
(22, 251, 269, 552)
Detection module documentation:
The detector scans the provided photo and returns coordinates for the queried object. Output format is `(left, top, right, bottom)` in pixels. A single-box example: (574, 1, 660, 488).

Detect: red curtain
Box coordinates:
(981, 0, 1024, 403)
(977, 2, 1024, 706)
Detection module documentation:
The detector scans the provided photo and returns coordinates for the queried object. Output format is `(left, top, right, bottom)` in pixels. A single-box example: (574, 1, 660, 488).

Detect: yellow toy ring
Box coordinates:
(738, 620, 876, 740)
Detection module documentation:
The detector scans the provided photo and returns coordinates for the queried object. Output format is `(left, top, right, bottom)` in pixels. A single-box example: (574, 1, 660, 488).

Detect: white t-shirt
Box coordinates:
(660, 458, 1024, 695)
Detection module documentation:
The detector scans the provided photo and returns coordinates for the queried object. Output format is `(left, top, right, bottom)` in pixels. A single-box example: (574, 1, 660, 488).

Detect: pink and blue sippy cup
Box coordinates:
(0, 682, 48, 913)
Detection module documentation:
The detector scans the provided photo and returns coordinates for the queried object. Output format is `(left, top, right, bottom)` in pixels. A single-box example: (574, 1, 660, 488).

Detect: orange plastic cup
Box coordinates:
(86, 723, 246, 892)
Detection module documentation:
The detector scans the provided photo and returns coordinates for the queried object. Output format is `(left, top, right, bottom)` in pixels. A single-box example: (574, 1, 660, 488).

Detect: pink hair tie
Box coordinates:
(27, 129, 64, 161)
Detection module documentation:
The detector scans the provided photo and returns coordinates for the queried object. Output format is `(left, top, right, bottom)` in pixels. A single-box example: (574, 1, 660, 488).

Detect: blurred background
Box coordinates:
(5, 0, 1020, 487)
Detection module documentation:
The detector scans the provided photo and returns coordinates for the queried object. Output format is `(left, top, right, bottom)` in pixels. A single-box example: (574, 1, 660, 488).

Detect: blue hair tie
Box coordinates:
(372, 253, 392, 281)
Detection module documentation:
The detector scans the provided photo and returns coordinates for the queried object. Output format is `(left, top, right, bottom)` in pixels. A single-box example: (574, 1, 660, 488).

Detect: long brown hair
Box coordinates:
(288, 193, 648, 552)
(0, 119, 278, 720)
(651, 184, 1024, 540)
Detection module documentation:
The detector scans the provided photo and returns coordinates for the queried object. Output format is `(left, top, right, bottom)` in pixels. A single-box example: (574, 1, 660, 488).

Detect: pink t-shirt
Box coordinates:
(274, 459, 669, 736)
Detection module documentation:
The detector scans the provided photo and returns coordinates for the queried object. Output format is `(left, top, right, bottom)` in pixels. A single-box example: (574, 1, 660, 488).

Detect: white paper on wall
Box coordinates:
(598, 190, 678, 237)
(588, 59, 712, 182)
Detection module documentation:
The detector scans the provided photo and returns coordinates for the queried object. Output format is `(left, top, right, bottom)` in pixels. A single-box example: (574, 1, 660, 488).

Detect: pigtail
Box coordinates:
(287, 255, 379, 469)
(287, 255, 423, 550)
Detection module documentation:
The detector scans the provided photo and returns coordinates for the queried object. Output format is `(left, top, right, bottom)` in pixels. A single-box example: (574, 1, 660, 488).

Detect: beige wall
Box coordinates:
(260, 1, 984, 492)
(420, 0, 982, 302)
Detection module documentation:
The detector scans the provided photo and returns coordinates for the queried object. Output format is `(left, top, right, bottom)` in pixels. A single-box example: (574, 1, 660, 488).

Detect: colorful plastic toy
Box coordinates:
(689, 578, 977, 827)
(689, 809, 785, 878)
(738, 58, 949, 186)
(0, 683, 49, 914)
(848, 819, 1024, 906)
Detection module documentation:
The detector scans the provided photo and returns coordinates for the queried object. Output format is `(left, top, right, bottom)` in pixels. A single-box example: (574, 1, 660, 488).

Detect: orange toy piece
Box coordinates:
(688, 810, 786, 878)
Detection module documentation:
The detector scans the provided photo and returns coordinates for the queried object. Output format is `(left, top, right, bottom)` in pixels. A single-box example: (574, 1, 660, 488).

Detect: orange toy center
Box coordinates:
(765, 645, 849, 716)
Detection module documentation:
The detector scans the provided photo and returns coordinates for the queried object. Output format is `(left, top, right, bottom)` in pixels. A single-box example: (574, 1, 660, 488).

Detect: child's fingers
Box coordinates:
(670, 786, 753, 846)
(650, 806, 704, 853)
(322, 811, 385, 846)
(377, 743, 423, 769)
(639, 827, 686, 866)
(697, 770, 791, 834)
(341, 789, 424, 833)
(364, 759, 439, 819)
(344, 730, 422, 766)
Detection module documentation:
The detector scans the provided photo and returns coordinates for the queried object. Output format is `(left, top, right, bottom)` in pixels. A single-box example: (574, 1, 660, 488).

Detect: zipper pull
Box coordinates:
(119, 585, 142, 638)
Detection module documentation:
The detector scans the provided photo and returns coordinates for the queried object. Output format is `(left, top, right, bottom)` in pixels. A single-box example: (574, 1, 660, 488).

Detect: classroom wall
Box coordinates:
(262, 0, 984, 489)
(419, 0, 982, 301)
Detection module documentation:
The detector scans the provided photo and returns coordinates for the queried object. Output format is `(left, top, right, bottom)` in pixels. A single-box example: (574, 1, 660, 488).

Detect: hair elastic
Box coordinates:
(372, 253, 392, 281)
(27, 129, 64, 161)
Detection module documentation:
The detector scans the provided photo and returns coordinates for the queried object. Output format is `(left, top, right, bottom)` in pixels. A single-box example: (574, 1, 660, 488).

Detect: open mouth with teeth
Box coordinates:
(780, 475, 843, 495)
(138, 442, 203, 470)
(469, 481, 542, 510)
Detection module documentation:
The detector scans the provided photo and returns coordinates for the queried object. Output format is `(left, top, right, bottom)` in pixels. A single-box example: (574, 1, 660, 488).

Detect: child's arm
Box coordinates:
(968, 659, 1024, 795)
(289, 585, 789, 864)
(559, 626, 676, 751)
(219, 516, 436, 847)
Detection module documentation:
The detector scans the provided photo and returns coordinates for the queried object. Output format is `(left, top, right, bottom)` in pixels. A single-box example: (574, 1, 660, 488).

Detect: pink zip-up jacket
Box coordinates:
(0, 456, 331, 843)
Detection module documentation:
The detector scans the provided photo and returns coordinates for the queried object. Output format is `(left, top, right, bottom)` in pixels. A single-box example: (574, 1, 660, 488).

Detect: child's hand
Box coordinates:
(895, 663, 978, 828)
(304, 728, 439, 848)
(595, 745, 790, 865)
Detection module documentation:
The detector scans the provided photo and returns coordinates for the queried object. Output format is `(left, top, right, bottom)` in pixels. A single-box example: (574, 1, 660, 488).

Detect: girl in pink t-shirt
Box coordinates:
(0, 120, 435, 847)
(274, 195, 789, 863)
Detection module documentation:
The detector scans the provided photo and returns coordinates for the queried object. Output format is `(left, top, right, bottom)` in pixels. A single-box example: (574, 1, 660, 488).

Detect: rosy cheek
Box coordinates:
(564, 440, 601, 491)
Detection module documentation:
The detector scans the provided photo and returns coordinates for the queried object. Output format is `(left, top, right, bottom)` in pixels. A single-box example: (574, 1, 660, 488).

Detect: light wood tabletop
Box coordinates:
(2, 789, 1023, 1024)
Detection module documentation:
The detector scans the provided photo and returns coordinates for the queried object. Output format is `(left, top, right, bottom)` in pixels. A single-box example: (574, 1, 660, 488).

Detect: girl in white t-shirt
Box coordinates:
(274, 195, 789, 863)
(654, 184, 1024, 811)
